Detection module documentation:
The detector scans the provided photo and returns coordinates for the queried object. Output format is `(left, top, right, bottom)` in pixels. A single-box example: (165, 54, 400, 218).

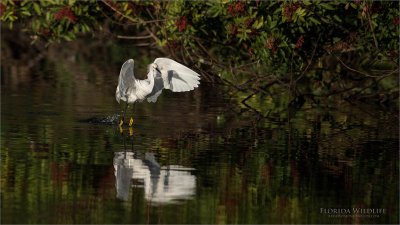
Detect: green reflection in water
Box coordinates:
(1, 43, 398, 224)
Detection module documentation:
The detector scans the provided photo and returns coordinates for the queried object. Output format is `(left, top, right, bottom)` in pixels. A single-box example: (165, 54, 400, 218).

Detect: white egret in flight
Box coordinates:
(115, 58, 201, 128)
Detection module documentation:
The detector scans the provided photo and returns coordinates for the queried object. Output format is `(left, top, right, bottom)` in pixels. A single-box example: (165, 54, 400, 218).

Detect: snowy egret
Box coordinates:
(115, 58, 201, 127)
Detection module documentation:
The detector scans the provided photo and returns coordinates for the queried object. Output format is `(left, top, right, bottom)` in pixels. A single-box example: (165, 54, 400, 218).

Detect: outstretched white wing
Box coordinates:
(116, 59, 136, 103)
(155, 58, 201, 92)
(146, 58, 201, 102)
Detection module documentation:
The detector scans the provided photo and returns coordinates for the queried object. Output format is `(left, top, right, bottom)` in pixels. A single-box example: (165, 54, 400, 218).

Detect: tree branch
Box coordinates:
(334, 54, 398, 78)
(117, 35, 153, 40)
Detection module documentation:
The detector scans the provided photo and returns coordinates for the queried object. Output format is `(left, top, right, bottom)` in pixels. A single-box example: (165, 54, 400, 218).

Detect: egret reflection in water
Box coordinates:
(113, 152, 196, 204)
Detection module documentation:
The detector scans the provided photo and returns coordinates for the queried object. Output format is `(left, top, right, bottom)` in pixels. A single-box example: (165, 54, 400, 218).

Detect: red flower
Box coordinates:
(227, 1, 246, 16)
(283, 5, 292, 21)
(54, 7, 76, 24)
(168, 39, 180, 50)
(128, 3, 136, 14)
(393, 16, 399, 26)
(0, 3, 5, 15)
(295, 35, 304, 48)
(175, 15, 187, 31)
(244, 18, 254, 28)
(263, 37, 278, 54)
(389, 50, 398, 58)
(38, 29, 55, 36)
(283, 3, 299, 22)
(228, 24, 237, 35)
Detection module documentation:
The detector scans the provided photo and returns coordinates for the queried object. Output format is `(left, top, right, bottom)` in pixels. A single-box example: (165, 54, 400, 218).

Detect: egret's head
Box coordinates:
(151, 63, 161, 74)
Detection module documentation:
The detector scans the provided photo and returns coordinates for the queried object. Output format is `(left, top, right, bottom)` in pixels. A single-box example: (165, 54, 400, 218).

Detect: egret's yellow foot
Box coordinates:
(119, 120, 124, 133)
(129, 127, 133, 136)
(129, 117, 133, 126)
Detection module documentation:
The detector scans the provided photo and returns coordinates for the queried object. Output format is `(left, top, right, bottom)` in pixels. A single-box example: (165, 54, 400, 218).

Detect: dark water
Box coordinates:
(1, 44, 399, 224)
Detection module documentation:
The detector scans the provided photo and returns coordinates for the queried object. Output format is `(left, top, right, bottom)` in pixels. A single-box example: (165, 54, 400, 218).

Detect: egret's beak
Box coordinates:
(155, 67, 161, 74)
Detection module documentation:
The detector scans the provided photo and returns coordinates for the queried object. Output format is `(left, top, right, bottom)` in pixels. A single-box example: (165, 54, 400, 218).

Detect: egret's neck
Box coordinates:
(149, 69, 156, 82)
(145, 69, 155, 87)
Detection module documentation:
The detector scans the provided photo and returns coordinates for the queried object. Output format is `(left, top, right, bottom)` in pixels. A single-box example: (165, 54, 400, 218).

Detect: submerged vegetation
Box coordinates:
(1, 0, 399, 115)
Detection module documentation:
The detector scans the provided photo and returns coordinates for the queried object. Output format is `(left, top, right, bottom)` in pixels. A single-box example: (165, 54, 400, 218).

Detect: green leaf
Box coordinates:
(296, 8, 306, 17)
(22, 11, 31, 16)
(321, 17, 329, 23)
(333, 15, 342, 22)
(45, 11, 50, 21)
(320, 3, 334, 10)
(33, 3, 41, 16)
(64, 35, 72, 41)
(270, 20, 277, 29)
(278, 41, 288, 47)
(309, 17, 320, 25)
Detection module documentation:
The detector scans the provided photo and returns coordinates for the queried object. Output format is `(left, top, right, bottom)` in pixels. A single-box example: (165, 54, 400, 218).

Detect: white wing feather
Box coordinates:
(116, 59, 136, 103)
(154, 58, 200, 92)
(146, 76, 164, 103)
(146, 58, 200, 102)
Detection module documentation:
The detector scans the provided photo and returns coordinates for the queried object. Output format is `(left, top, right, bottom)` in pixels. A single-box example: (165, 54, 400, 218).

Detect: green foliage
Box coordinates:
(1, 0, 399, 111)
(1, 0, 101, 43)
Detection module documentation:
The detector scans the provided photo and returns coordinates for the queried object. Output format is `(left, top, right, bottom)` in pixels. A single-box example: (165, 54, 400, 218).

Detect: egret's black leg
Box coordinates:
(129, 103, 135, 127)
(122, 130, 126, 150)
(120, 102, 128, 128)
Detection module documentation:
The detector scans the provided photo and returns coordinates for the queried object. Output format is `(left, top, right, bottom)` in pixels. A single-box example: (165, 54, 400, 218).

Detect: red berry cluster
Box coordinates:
(283, 3, 299, 22)
(168, 39, 180, 50)
(104, 1, 117, 9)
(175, 15, 187, 31)
(248, 47, 252, 54)
(393, 16, 399, 26)
(244, 18, 254, 27)
(228, 1, 246, 17)
(249, 29, 259, 39)
(0, 3, 5, 15)
(295, 35, 304, 48)
(263, 37, 278, 54)
(127, 3, 137, 14)
(370, 2, 386, 14)
(54, 7, 76, 24)
(389, 50, 398, 58)
(228, 24, 237, 35)
(39, 29, 55, 36)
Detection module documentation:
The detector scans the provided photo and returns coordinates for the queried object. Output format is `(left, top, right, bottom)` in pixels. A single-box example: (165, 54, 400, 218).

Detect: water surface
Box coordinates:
(1, 43, 398, 224)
